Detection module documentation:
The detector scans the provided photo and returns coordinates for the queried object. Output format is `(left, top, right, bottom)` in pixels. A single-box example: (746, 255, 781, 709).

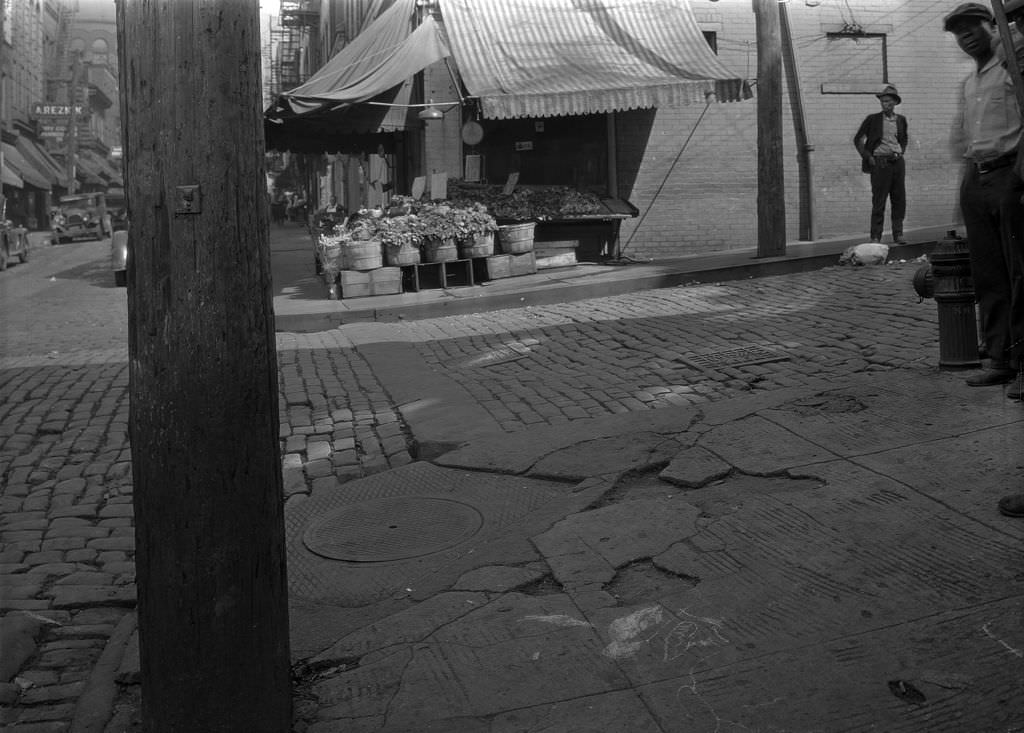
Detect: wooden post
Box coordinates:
(754, 0, 786, 257)
(115, 2, 291, 731)
(779, 1, 815, 242)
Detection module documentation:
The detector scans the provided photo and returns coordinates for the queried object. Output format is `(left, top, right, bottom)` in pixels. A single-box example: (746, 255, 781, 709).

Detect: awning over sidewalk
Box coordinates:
(439, 0, 751, 119)
(2, 142, 52, 190)
(267, 0, 748, 151)
(265, 0, 448, 151)
(15, 136, 69, 188)
(2, 161, 23, 188)
(74, 150, 121, 187)
(58, 151, 105, 186)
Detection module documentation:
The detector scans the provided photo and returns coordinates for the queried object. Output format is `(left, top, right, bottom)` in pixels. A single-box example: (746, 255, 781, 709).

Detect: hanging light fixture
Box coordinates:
(418, 100, 445, 120)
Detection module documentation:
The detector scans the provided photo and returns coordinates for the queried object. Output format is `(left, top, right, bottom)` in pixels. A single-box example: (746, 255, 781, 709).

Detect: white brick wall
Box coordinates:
(616, 0, 976, 259)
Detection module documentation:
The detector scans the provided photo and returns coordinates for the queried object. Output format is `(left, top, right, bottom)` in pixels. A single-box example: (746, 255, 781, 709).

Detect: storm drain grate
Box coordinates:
(303, 496, 484, 562)
(680, 345, 789, 370)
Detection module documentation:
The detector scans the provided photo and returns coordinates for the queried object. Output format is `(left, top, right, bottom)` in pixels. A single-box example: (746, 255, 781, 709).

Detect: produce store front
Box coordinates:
(437, 0, 748, 265)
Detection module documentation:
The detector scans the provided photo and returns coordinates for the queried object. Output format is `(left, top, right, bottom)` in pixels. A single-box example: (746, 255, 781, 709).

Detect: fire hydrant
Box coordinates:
(913, 230, 980, 370)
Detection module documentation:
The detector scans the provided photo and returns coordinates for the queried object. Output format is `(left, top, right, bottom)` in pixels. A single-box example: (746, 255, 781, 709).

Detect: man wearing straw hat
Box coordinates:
(853, 84, 909, 245)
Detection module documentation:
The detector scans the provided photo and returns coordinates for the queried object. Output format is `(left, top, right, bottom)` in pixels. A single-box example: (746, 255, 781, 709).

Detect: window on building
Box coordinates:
(821, 32, 888, 94)
(703, 31, 717, 54)
(91, 39, 109, 66)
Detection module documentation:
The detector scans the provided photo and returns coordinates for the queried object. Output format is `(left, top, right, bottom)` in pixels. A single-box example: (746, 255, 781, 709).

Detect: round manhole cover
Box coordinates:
(302, 496, 484, 562)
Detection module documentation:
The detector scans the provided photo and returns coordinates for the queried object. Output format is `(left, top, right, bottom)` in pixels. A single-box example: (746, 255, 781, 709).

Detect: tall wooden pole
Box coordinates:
(116, 1, 291, 730)
(754, 0, 786, 257)
(779, 1, 815, 241)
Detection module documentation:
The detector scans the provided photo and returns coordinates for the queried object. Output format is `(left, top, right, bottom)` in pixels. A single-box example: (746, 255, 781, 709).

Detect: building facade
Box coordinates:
(273, 0, 980, 258)
(1, 0, 122, 229)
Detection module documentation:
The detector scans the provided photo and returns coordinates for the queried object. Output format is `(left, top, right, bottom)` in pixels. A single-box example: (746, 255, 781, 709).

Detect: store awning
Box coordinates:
(439, 0, 751, 119)
(2, 161, 23, 188)
(2, 142, 52, 190)
(15, 136, 69, 188)
(87, 151, 124, 186)
(266, 0, 449, 151)
(61, 151, 106, 186)
(278, 0, 448, 115)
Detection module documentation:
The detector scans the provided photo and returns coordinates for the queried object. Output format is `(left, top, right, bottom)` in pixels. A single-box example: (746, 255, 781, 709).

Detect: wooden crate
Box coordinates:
(476, 252, 537, 280)
(509, 251, 537, 276)
(338, 267, 402, 299)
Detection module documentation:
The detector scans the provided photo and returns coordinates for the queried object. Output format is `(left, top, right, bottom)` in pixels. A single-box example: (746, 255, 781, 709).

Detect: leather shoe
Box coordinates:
(965, 367, 1017, 386)
(998, 493, 1024, 517)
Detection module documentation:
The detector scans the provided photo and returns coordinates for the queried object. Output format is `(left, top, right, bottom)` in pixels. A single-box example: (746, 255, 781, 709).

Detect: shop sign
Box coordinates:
(38, 121, 91, 140)
(31, 102, 86, 118)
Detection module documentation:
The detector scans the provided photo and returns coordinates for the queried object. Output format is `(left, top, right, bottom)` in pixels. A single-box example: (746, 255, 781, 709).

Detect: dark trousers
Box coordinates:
(869, 156, 906, 240)
(959, 165, 1024, 367)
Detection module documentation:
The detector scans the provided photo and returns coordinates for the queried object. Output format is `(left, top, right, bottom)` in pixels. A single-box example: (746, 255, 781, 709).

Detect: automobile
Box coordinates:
(106, 187, 127, 232)
(0, 219, 30, 271)
(106, 188, 129, 286)
(52, 192, 108, 244)
(110, 228, 128, 286)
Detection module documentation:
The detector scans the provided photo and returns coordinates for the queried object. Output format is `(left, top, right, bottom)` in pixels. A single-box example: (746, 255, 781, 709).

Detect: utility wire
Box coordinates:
(615, 95, 715, 261)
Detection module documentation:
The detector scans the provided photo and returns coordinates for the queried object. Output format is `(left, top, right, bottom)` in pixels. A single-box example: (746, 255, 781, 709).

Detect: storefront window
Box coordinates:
(470, 113, 607, 191)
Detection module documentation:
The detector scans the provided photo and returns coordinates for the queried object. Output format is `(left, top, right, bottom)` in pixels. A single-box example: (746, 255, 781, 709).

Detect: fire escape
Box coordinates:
(267, 0, 319, 173)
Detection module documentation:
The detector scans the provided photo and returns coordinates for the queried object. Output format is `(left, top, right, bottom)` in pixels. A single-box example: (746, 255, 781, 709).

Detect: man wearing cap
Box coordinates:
(853, 85, 909, 244)
(945, 2, 1024, 398)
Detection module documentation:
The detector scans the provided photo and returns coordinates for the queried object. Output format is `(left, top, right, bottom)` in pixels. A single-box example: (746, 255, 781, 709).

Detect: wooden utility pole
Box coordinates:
(64, 51, 83, 194)
(115, 2, 291, 731)
(754, 0, 786, 257)
(779, 1, 815, 241)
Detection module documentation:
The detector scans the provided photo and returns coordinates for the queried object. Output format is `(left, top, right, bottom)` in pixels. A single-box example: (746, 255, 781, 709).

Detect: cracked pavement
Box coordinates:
(2, 235, 1023, 732)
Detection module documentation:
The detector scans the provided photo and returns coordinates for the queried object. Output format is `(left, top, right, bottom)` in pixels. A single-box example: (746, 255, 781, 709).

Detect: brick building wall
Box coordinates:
(615, 0, 975, 259)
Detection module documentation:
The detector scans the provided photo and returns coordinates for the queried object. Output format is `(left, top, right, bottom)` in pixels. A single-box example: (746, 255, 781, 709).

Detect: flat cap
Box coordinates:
(943, 2, 994, 31)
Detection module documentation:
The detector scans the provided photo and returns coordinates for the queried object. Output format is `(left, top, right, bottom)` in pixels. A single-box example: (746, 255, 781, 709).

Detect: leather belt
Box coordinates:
(974, 152, 1017, 174)
(873, 153, 901, 161)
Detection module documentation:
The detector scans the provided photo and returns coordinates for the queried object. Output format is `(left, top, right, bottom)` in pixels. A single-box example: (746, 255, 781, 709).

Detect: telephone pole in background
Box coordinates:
(63, 51, 83, 194)
(754, 0, 786, 257)
(115, 1, 291, 730)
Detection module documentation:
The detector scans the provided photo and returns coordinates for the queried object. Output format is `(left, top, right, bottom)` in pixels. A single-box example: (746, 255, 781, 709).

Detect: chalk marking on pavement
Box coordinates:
(663, 609, 728, 661)
(981, 622, 1024, 658)
(519, 614, 591, 628)
(602, 605, 664, 659)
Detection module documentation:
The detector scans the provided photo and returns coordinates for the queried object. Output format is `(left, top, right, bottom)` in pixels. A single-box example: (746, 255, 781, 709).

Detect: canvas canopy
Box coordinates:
(439, 0, 750, 119)
(2, 143, 51, 190)
(267, 0, 749, 150)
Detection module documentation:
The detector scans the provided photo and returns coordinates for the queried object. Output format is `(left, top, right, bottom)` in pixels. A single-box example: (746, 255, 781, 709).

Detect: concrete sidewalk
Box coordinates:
(8, 221, 1023, 733)
(282, 365, 1024, 732)
(270, 223, 954, 331)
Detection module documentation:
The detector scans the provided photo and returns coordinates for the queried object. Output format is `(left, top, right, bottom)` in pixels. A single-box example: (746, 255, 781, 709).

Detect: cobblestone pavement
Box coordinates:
(0, 246, 945, 730)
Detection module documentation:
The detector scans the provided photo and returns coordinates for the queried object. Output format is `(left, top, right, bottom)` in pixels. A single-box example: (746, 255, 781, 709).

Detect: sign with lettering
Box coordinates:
(31, 102, 86, 118)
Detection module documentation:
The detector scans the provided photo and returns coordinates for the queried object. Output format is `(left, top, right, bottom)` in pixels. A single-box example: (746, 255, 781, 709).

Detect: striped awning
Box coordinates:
(15, 136, 69, 188)
(2, 161, 23, 188)
(2, 142, 52, 189)
(438, 0, 751, 119)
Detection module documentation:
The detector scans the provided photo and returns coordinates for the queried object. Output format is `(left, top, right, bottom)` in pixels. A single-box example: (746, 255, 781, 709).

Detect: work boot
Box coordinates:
(1007, 370, 1023, 400)
(965, 362, 1017, 386)
(891, 220, 906, 244)
(998, 493, 1024, 517)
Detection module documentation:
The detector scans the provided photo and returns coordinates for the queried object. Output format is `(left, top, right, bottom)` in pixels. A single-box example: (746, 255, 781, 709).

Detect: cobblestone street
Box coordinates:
(2, 240, 998, 731)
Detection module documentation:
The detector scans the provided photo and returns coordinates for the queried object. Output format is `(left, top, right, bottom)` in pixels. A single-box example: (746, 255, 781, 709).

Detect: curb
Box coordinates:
(272, 240, 937, 332)
(70, 612, 137, 733)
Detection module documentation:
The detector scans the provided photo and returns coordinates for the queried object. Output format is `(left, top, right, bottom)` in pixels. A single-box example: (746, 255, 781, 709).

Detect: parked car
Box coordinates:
(106, 187, 127, 232)
(0, 220, 30, 271)
(110, 228, 128, 287)
(52, 192, 108, 244)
